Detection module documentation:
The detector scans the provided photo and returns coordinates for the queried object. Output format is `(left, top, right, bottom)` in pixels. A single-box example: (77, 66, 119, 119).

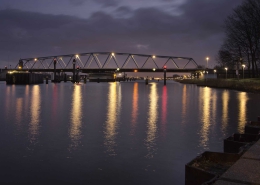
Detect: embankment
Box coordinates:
(175, 79, 260, 93)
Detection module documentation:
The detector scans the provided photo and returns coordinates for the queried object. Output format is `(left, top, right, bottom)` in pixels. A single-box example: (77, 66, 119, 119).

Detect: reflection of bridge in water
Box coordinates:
(15, 52, 200, 73)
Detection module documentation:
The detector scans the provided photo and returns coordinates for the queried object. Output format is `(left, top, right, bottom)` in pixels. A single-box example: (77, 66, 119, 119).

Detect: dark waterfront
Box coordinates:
(1, 80, 260, 184)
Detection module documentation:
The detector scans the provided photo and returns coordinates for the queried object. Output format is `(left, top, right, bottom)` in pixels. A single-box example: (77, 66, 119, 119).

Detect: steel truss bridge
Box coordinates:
(15, 52, 200, 73)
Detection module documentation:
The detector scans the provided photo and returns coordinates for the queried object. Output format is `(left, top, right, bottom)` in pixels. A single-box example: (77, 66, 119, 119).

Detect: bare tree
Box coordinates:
(217, 0, 260, 77)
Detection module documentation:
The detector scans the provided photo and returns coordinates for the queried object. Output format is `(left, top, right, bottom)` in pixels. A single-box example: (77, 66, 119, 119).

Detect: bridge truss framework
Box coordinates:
(15, 52, 199, 72)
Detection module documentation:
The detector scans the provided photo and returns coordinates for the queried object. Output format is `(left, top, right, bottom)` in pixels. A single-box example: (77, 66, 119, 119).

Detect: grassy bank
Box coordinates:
(175, 78, 260, 93)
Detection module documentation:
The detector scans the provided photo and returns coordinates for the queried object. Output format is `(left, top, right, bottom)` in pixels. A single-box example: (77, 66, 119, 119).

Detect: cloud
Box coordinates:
(0, 0, 244, 67)
(69, 0, 86, 6)
(68, 0, 119, 7)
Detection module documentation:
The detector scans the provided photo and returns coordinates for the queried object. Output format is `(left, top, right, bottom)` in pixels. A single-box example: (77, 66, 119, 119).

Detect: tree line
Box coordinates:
(216, 0, 260, 78)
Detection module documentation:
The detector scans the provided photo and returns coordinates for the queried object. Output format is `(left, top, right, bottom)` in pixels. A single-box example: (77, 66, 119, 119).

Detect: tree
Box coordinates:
(217, 0, 260, 77)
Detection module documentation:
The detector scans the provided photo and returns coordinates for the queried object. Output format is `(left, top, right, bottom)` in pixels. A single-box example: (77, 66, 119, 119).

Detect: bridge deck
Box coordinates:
(12, 68, 203, 73)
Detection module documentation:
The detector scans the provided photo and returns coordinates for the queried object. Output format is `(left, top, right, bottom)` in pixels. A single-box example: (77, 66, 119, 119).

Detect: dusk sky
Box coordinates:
(0, 0, 244, 69)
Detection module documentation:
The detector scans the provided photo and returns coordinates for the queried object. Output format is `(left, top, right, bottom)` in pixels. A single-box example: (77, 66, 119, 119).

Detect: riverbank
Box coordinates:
(175, 78, 260, 93)
(213, 138, 260, 184)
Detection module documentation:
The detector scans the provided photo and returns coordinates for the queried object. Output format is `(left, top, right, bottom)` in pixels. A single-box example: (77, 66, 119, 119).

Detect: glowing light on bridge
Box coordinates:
(112, 53, 115, 56)
(152, 55, 156, 59)
(75, 54, 79, 58)
(34, 58, 37, 61)
(153, 68, 156, 71)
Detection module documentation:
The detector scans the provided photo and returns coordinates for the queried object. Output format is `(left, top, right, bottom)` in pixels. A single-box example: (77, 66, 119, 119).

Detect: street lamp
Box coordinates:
(206, 57, 209, 68)
(225, 67, 228, 79)
(214, 69, 217, 78)
(242, 64, 245, 79)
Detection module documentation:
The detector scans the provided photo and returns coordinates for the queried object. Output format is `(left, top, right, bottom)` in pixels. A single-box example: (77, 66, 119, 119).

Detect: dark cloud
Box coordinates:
(180, 0, 243, 33)
(68, 0, 119, 7)
(114, 6, 133, 18)
(0, 0, 244, 68)
(95, 0, 119, 7)
(69, 0, 86, 6)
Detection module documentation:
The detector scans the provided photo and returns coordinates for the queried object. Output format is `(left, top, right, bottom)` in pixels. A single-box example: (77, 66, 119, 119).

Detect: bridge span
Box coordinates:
(15, 52, 200, 72)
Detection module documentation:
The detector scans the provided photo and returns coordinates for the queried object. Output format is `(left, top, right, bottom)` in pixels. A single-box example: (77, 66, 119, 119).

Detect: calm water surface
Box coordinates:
(1, 80, 260, 184)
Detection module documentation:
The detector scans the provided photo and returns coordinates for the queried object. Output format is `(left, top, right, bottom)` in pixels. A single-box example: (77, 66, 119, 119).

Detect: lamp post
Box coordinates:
(225, 67, 228, 79)
(214, 69, 217, 78)
(242, 64, 245, 79)
(206, 57, 209, 68)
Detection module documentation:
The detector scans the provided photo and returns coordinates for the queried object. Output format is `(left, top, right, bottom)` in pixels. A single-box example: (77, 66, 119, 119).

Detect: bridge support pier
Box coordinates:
(164, 68, 166, 85)
(72, 59, 76, 83)
(64, 73, 67, 82)
(53, 59, 57, 82)
(76, 67, 79, 83)
(84, 75, 86, 84)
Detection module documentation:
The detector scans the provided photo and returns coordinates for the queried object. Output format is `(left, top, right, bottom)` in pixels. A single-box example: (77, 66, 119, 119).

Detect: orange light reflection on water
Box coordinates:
(130, 82, 138, 135)
(104, 83, 121, 156)
(182, 85, 187, 120)
(29, 85, 41, 144)
(221, 90, 229, 133)
(238, 92, 248, 132)
(15, 98, 23, 125)
(161, 85, 167, 137)
(145, 83, 158, 158)
(199, 87, 211, 149)
(69, 85, 83, 150)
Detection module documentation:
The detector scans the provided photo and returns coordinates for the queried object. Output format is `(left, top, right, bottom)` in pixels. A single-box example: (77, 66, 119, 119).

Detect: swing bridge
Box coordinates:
(14, 52, 201, 73)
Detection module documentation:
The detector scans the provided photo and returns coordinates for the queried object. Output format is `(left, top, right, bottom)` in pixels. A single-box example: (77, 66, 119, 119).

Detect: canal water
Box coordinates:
(1, 80, 260, 184)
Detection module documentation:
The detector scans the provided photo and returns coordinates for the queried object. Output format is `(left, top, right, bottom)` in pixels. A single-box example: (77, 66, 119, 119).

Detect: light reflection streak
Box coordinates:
(4, 86, 11, 117)
(69, 85, 83, 150)
(161, 85, 167, 137)
(238, 92, 248, 132)
(104, 83, 121, 156)
(52, 85, 58, 118)
(25, 85, 29, 110)
(211, 91, 217, 124)
(182, 85, 187, 120)
(199, 87, 211, 149)
(130, 83, 138, 135)
(222, 90, 229, 133)
(29, 85, 41, 144)
(145, 83, 158, 158)
(15, 98, 23, 125)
